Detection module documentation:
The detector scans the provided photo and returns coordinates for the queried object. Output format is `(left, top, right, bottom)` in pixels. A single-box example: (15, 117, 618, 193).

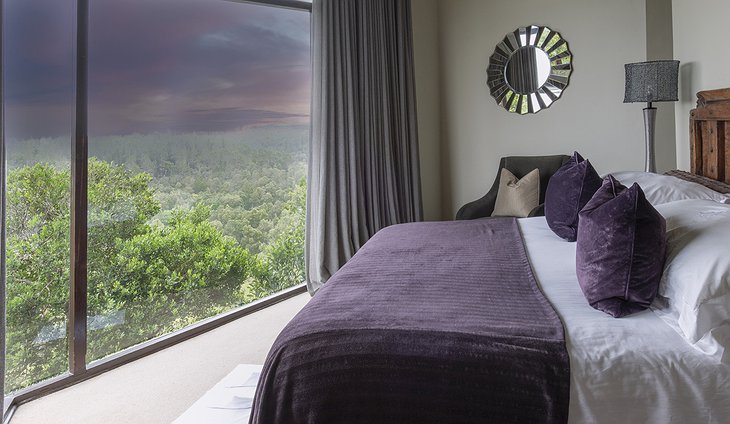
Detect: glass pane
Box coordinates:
(3, 0, 75, 393)
(87, 0, 310, 362)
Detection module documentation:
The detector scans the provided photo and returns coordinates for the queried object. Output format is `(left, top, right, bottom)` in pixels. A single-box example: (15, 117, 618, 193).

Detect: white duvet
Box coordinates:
(518, 217, 730, 424)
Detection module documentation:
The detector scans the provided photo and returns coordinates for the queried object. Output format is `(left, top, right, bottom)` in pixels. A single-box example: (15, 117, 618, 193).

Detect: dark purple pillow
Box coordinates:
(544, 151, 601, 241)
(576, 175, 667, 318)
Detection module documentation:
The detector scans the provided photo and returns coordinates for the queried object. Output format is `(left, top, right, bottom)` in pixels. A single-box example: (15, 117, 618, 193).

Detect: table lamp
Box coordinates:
(623, 60, 679, 173)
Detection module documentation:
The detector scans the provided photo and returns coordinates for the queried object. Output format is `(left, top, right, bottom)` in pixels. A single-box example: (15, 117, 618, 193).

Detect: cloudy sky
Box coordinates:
(4, 0, 311, 140)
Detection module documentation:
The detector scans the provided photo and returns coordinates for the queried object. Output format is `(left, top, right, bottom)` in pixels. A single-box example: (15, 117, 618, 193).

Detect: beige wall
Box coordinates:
(646, 0, 677, 172)
(411, 0, 690, 218)
(672, 0, 730, 170)
(411, 0, 442, 220)
(436, 0, 654, 217)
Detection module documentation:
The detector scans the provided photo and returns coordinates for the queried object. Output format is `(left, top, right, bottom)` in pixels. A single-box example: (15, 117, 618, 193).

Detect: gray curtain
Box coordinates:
(306, 0, 423, 294)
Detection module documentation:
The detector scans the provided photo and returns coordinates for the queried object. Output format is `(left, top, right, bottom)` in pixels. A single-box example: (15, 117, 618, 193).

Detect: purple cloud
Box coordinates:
(4, 0, 311, 139)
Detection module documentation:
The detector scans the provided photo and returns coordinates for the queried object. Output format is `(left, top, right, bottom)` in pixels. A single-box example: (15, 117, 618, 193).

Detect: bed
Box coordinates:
(249, 90, 730, 423)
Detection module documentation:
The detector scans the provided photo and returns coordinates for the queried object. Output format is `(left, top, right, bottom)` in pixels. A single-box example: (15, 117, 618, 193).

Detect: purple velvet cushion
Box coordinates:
(576, 175, 667, 318)
(544, 151, 602, 241)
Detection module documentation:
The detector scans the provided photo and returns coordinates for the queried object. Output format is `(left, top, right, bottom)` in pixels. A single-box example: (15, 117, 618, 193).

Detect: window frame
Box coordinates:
(1, 0, 312, 419)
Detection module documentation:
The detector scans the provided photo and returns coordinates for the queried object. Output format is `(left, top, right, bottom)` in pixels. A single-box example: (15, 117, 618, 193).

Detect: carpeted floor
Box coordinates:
(10, 293, 310, 424)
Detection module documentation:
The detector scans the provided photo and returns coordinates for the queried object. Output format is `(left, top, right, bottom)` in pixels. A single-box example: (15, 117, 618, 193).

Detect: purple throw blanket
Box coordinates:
(250, 219, 569, 424)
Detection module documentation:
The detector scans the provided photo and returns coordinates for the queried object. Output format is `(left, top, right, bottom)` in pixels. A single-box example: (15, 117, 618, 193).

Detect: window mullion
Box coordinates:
(69, 0, 89, 375)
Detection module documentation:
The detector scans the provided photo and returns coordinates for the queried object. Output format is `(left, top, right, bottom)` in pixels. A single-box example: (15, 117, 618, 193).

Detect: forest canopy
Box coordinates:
(5, 126, 307, 392)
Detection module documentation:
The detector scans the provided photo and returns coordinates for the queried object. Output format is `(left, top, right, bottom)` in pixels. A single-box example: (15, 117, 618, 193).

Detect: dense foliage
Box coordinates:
(5, 127, 307, 392)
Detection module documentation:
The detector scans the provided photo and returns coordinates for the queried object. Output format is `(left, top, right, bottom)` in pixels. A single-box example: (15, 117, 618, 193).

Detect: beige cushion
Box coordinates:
(492, 168, 540, 217)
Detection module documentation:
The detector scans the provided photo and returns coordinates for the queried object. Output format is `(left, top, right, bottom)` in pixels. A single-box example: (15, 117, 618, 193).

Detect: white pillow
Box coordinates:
(652, 199, 730, 363)
(609, 171, 730, 206)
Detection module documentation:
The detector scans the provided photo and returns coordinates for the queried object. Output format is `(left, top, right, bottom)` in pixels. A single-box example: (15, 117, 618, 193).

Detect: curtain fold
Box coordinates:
(306, 0, 422, 294)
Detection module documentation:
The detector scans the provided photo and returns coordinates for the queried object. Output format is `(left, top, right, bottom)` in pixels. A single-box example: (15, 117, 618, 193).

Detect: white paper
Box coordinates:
(207, 394, 253, 410)
(223, 371, 260, 388)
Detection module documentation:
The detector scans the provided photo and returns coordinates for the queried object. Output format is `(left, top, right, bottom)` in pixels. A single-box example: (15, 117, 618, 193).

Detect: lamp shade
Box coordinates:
(623, 60, 679, 103)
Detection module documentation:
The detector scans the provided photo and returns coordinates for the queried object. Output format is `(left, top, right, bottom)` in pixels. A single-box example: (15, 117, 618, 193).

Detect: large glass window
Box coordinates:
(3, 0, 76, 393)
(3, 0, 310, 394)
(86, 0, 310, 363)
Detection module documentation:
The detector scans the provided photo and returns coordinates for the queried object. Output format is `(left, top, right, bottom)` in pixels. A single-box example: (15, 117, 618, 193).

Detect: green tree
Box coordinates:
(4, 136, 308, 393)
(6, 164, 71, 391)
(87, 203, 259, 359)
(252, 177, 306, 296)
(87, 158, 161, 315)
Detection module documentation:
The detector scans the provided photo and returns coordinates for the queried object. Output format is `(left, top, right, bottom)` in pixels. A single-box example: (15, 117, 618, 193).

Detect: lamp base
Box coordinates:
(643, 106, 657, 173)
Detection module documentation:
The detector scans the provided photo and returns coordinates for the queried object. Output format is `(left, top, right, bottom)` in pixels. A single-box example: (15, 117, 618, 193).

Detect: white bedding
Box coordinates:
(518, 217, 730, 424)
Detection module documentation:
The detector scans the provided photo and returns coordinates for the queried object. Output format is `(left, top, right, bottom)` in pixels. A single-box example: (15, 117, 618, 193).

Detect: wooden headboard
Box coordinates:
(690, 88, 730, 183)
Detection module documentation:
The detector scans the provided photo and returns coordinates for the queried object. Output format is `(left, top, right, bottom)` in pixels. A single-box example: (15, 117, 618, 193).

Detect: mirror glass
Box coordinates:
(487, 25, 573, 114)
(505, 46, 551, 94)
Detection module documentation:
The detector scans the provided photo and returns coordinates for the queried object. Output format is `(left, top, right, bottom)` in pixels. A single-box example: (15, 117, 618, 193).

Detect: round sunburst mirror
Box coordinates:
(487, 25, 573, 114)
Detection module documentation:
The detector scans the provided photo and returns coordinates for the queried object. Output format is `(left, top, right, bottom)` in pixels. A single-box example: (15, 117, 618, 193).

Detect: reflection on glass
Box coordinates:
(505, 46, 551, 94)
(86, 0, 311, 362)
(3, 0, 75, 393)
(535, 49, 551, 85)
